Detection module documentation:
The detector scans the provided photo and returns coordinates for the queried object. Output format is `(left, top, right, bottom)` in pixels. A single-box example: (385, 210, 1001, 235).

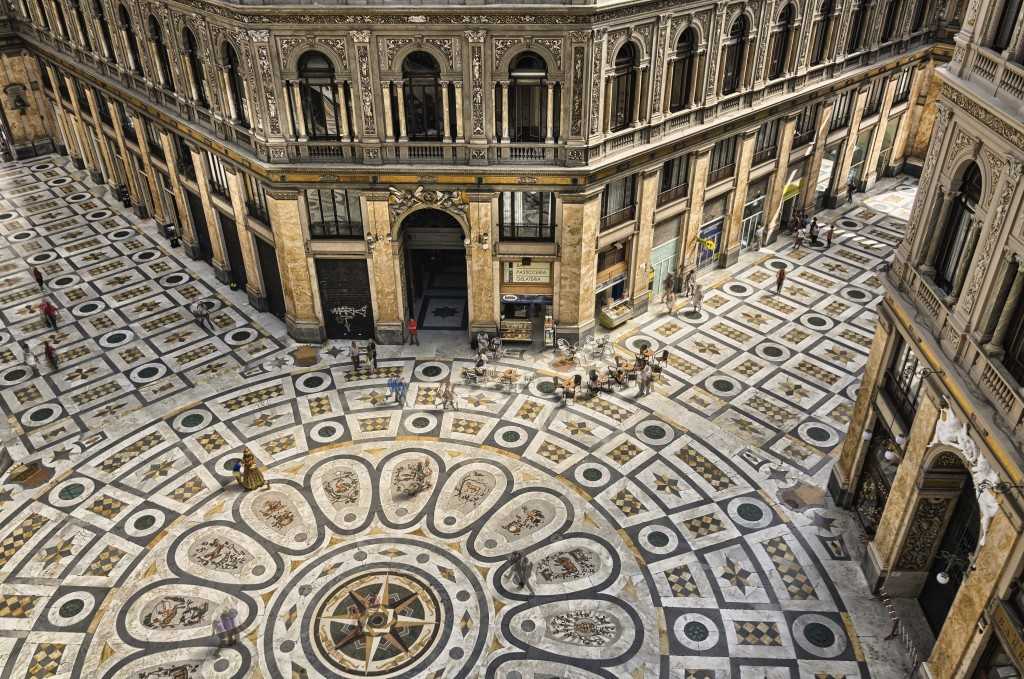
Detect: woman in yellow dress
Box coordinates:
(233, 448, 268, 491)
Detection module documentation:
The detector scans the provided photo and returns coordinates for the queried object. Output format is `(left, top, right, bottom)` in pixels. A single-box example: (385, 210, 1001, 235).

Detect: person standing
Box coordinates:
(22, 342, 37, 376)
(639, 363, 653, 396)
(441, 381, 458, 410)
(31, 266, 44, 289)
(396, 377, 408, 406)
(350, 341, 361, 371)
(40, 299, 58, 330)
(407, 316, 419, 345)
(387, 375, 398, 401)
(662, 272, 676, 312)
(826, 224, 835, 249)
(692, 282, 704, 313)
(367, 340, 378, 371)
(213, 608, 239, 649)
(43, 340, 58, 371)
(847, 179, 857, 204)
(232, 448, 269, 490)
(192, 301, 210, 330)
(776, 264, 787, 294)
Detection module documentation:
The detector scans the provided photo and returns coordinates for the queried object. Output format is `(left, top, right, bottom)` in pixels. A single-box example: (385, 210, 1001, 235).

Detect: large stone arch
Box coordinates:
(495, 43, 560, 77)
(386, 43, 459, 80)
(390, 201, 469, 241)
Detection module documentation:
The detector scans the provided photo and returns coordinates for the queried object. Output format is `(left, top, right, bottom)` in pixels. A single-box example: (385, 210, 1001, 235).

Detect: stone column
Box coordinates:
(363, 192, 404, 343)
(220, 65, 239, 122)
(557, 189, 603, 342)
(949, 222, 981, 300)
(499, 80, 510, 144)
(338, 82, 351, 140)
(829, 86, 870, 206)
(862, 75, 898, 189)
(395, 81, 409, 141)
(266, 189, 323, 342)
(830, 311, 893, 505)
(159, 134, 197, 254)
(629, 167, 661, 315)
(985, 258, 1024, 355)
(603, 78, 614, 134)
(280, 80, 296, 139)
(467, 193, 497, 335)
(544, 80, 556, 144)
(63, 75, 98, 179)
(798, 100, 835, 211)
(381, 81, 394, 141)
(107, 101, 145, 218)
(920, 190, 955, 272)
(130, 113, 164, 223)
(764, 113, 798, 242)
(83, 87, 116, 184)
(862, 388, 945, 594)
(681, 144, 713, 273)
(440, 80, 451, 143)
(222, 168, 266, 310)
(889, 65, 926, 168)
(630, 67, 645, 126)
(722, 129, 758, 267)
(187, 144, 230, 278)
(291, 81, 307, 141)
(453, 80, 464, 141)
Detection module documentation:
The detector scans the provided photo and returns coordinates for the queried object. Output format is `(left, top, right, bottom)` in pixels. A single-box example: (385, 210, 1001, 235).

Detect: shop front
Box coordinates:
(875, 116, 901, 179)
(848, 129, 874, 189)
(741, 178, 768, 252)
(499, 260, 554, 345)
(650, 216, 681, 301)
(315, 258, 375, 340)
(697, 196, 726, 271)
(815, 144, 840, 209)
(596, 241, 632, 329)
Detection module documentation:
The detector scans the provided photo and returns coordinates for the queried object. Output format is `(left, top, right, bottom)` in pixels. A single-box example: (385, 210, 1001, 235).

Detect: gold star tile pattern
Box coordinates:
(168, 475, 207, 503)
(607, 440, 643, 465)
(611, 488, 647, 517)
(196, 430, 229, 453)
(515, 399, 544, 421)
(307, 396, 333, 416)
(359, 416, 391, 433)
(263, 433, 297, 455)
(451, 418, 484, 435)
(537, 440, 573, 464)
(762, 535, 819, 600)
(676, 448, 734, 491)
(85, 494, 126, 520)
(683, 513, 726, 538)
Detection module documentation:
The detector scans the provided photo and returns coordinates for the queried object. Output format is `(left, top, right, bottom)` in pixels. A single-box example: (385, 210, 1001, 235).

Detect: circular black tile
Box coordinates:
(303, 375, 324, 388)
(683, 311, 701, 319)
(6, 368, 26, 381)
(137, 366, 158, 379)
(134, 515, 156, 530)
(807, 316, 828, 328)
(713, 379, 732, 391)
(213, 659, 230, 672)
(807, 426, 830, 442)
(422, 365, 442, 377)
(520, 620, 536, 632)
(280, 640, 295, 653)
(737, 503, 764, 522)
(764, 347, 782, 357)
(684, 621, 710, 642)
(29, 406, 54, 423)
(582, 468, 602, 481)
(58, 483, 84, 501)
(538, 381, 555, 394)
(412, 417, 429, 428)
(449, 648, 464, 660)
(181, 414, 204, 428)
(648, 531, 670, 547)
(59, 599, 84, 617)
(805, 622, 836, 648)
(644, 424, 666, 439)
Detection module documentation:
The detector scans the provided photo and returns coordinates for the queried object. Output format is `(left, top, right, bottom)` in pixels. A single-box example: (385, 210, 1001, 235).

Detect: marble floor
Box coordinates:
(0, 154, 919, 679)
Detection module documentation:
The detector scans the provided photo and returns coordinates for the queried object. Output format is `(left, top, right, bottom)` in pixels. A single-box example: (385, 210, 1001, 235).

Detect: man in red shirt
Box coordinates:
(40, 300, 58, 330)
(407, 316, 419, 345)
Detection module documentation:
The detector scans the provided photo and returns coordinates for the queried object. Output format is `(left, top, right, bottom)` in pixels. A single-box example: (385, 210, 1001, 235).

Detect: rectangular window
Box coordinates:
(94, 89, 112, 126)
(174, 135, 194, 180)
(57, 71, 70, 103)
(244, 174, 269, 224)
(205, 152, 229, 198)
(498, 191, 555, 241)
(865, 78, 885, 115)
(305, 189, 363, 239)
(883, 336, 925, 425)
(145, 121, 164, 162)
(893, 68, 913, 104)
(754, 118, 780, 165)
(708, 135, 737, 184)
(117, 101, 136, 143)
(600, 174, 637, 231)
(793, 103, 818, 148)
(37, 58, 52, 92)
(658, 154, 690, 206)
(829, 91, 853, 132)
(73, 80, 89, 111)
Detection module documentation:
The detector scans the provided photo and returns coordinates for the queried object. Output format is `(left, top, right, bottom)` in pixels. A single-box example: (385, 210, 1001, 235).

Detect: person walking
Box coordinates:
(847, 179, 857, 204)
(31, 266, 44, 289)
(639, 363, 653, 396)
(407, 316, 419, 345)
(43, 340, 58, 371)
(826, 224, 835, 249)
(507, 551, 533, 592)
(662, 272, 676, 312)
(22, 342, 37, 376)
(192, 301, 210, 330)
(387, 375, 398, 401)
(367, 340, 378, 371)
(683, 269, 696, 296)
(350, 341, 361, 371)
(776, 263, 787, 294)
(441, 381, 458, 410)
(40, 299, 58, 330)
(395, 377, 408, 406)
(692, 282, 704, 313)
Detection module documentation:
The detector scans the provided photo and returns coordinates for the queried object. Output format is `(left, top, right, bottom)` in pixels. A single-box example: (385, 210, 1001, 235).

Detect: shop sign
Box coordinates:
(782, 178, 803, 200)
(502, 294, 518, 302)
(505, 262, 552, 284)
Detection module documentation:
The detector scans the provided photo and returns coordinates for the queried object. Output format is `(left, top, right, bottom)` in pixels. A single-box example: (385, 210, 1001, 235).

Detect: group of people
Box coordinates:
(349, 339, 378, 371)
(555, 347, 670, 403)
(661, 269, 704, 315)
(386, 375, 409, 405)
(789, 214, 835, 250)
(475, 332, 504, 361)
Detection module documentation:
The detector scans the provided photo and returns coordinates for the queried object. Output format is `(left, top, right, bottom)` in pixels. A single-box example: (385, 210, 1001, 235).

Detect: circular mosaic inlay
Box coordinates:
(683, 620, 709, 642)
(574, 462, 611, 490)
(225, 328, 259, 347)
(99, 329, 134, 349)
(296, 371, 331, 394)
(309, 421, 347, 445)
(159, 272, 190, 288)
(422, 366, 442, 377)
(173, 408, 213, 434)
(84, 208, 112, 221)
(71, 300, 105, 317)
(27, 251, 58, 265)
(492, 425, 528, 449)
(129, 362, 167, 384)
(60, 599, 84, 617)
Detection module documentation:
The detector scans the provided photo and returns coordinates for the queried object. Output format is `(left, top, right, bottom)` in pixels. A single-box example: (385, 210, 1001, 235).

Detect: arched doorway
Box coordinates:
(399, 209, 468, 332)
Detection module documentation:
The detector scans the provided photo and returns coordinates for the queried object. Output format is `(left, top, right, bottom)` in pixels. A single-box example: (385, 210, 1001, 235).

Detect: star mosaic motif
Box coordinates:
(720, 557, 755, 594)
(37, 538, 75, 568)
(653, 474, 681, 497)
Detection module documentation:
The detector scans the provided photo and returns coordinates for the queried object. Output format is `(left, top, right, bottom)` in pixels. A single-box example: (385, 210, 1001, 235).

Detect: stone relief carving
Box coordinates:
(942, 82, 1024, 149)
(351, 35, 376, 137)
(570, 44, 585, 136)
(605, 28, 629, 67)
(930, 407, 1000, 547)
(899, 105, 951, 258)
(589, 30, 604, 136)
(981, 148, 1006, 204)
(381, 38, 414, 70)
(705, 7, 726, 99)
(469, 38, 485, 137)
(962, 159, 1023, 314)
(493, 37, 562, 70)
(894, 497, 951, 570)
(948, 130, 974, 165)
(426, 38, 457, 69)
(254, 41, 281, 136)
(652, 22, 669, 114)
(387, 186, 468, 221)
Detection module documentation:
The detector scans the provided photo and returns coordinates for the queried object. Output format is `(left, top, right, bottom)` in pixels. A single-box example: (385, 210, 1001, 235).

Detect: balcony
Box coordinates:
(499, 222, 555, 242)
(708, 163, 735, 185)
(309, 221, 363, 239)
(246, 200, 269, 225)
(793, 129, 815, 148)
(964, 46, 1024, 105)
(657, 183, 689, 207)
(753, 146, 777, 166)
(599, 205, 636, 232)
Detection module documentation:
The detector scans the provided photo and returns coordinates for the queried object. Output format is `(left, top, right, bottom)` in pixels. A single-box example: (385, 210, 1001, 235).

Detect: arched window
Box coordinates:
(880, 0, 902, 41)
(70, 0, 91, 51)
(52, 0, 69, 40)
(148, 16, 173, 92)
(509, 51, 554, 143)
(35, 0, 50, 31)
(669, 28, 697, 112)
(118, 5, 142, 76)
(223, 42, 248, 129)
(94, 0, 115, 63)
(767, 5, 795, 79)
(182, 28, 206, 107)
(848, 3, 867, 52)
(993, 0, 1022, 51)
(610, 42, 637, 132)
(722, 16, 749, 95)
(297, 51, 340, 139)
(811, 0, 834, 65)
(933, 163, 982, 294)
(402, 51, 442, 141)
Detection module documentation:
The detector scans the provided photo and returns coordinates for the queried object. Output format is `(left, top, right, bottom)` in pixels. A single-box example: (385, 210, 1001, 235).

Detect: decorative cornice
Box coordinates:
(941, 81, 1024, 150)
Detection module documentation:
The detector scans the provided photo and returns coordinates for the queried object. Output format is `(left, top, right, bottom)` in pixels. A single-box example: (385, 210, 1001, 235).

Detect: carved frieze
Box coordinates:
(605, 28, 629, 67)
(380, 37, 414, 70)
(652, 21, 669, 113)
(942, 82, 1024, 150)
(351, 32, 376, 137)
(387, 186, 468, 221)
(426, 37, 457, 69)
(589, 29, 604, 136)
(493, 37, 562, 70)
(254, 41, 281, 136)
(570, 43, 585, 136)
(895, 497, 952, 571)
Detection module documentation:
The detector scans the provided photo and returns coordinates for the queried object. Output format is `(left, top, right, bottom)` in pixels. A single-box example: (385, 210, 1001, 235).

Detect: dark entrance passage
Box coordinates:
(255, 236, 286, 320)
(218, 212, 247, 291)
(186, 190, 213, 262)
(316, 258, 374, 339)
(401, 209, 468, 331)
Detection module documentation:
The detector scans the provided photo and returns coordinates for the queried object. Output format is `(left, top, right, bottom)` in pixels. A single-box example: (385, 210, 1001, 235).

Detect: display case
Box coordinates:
(599, 300, 633, 329)
(500, 318, 533, 343)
